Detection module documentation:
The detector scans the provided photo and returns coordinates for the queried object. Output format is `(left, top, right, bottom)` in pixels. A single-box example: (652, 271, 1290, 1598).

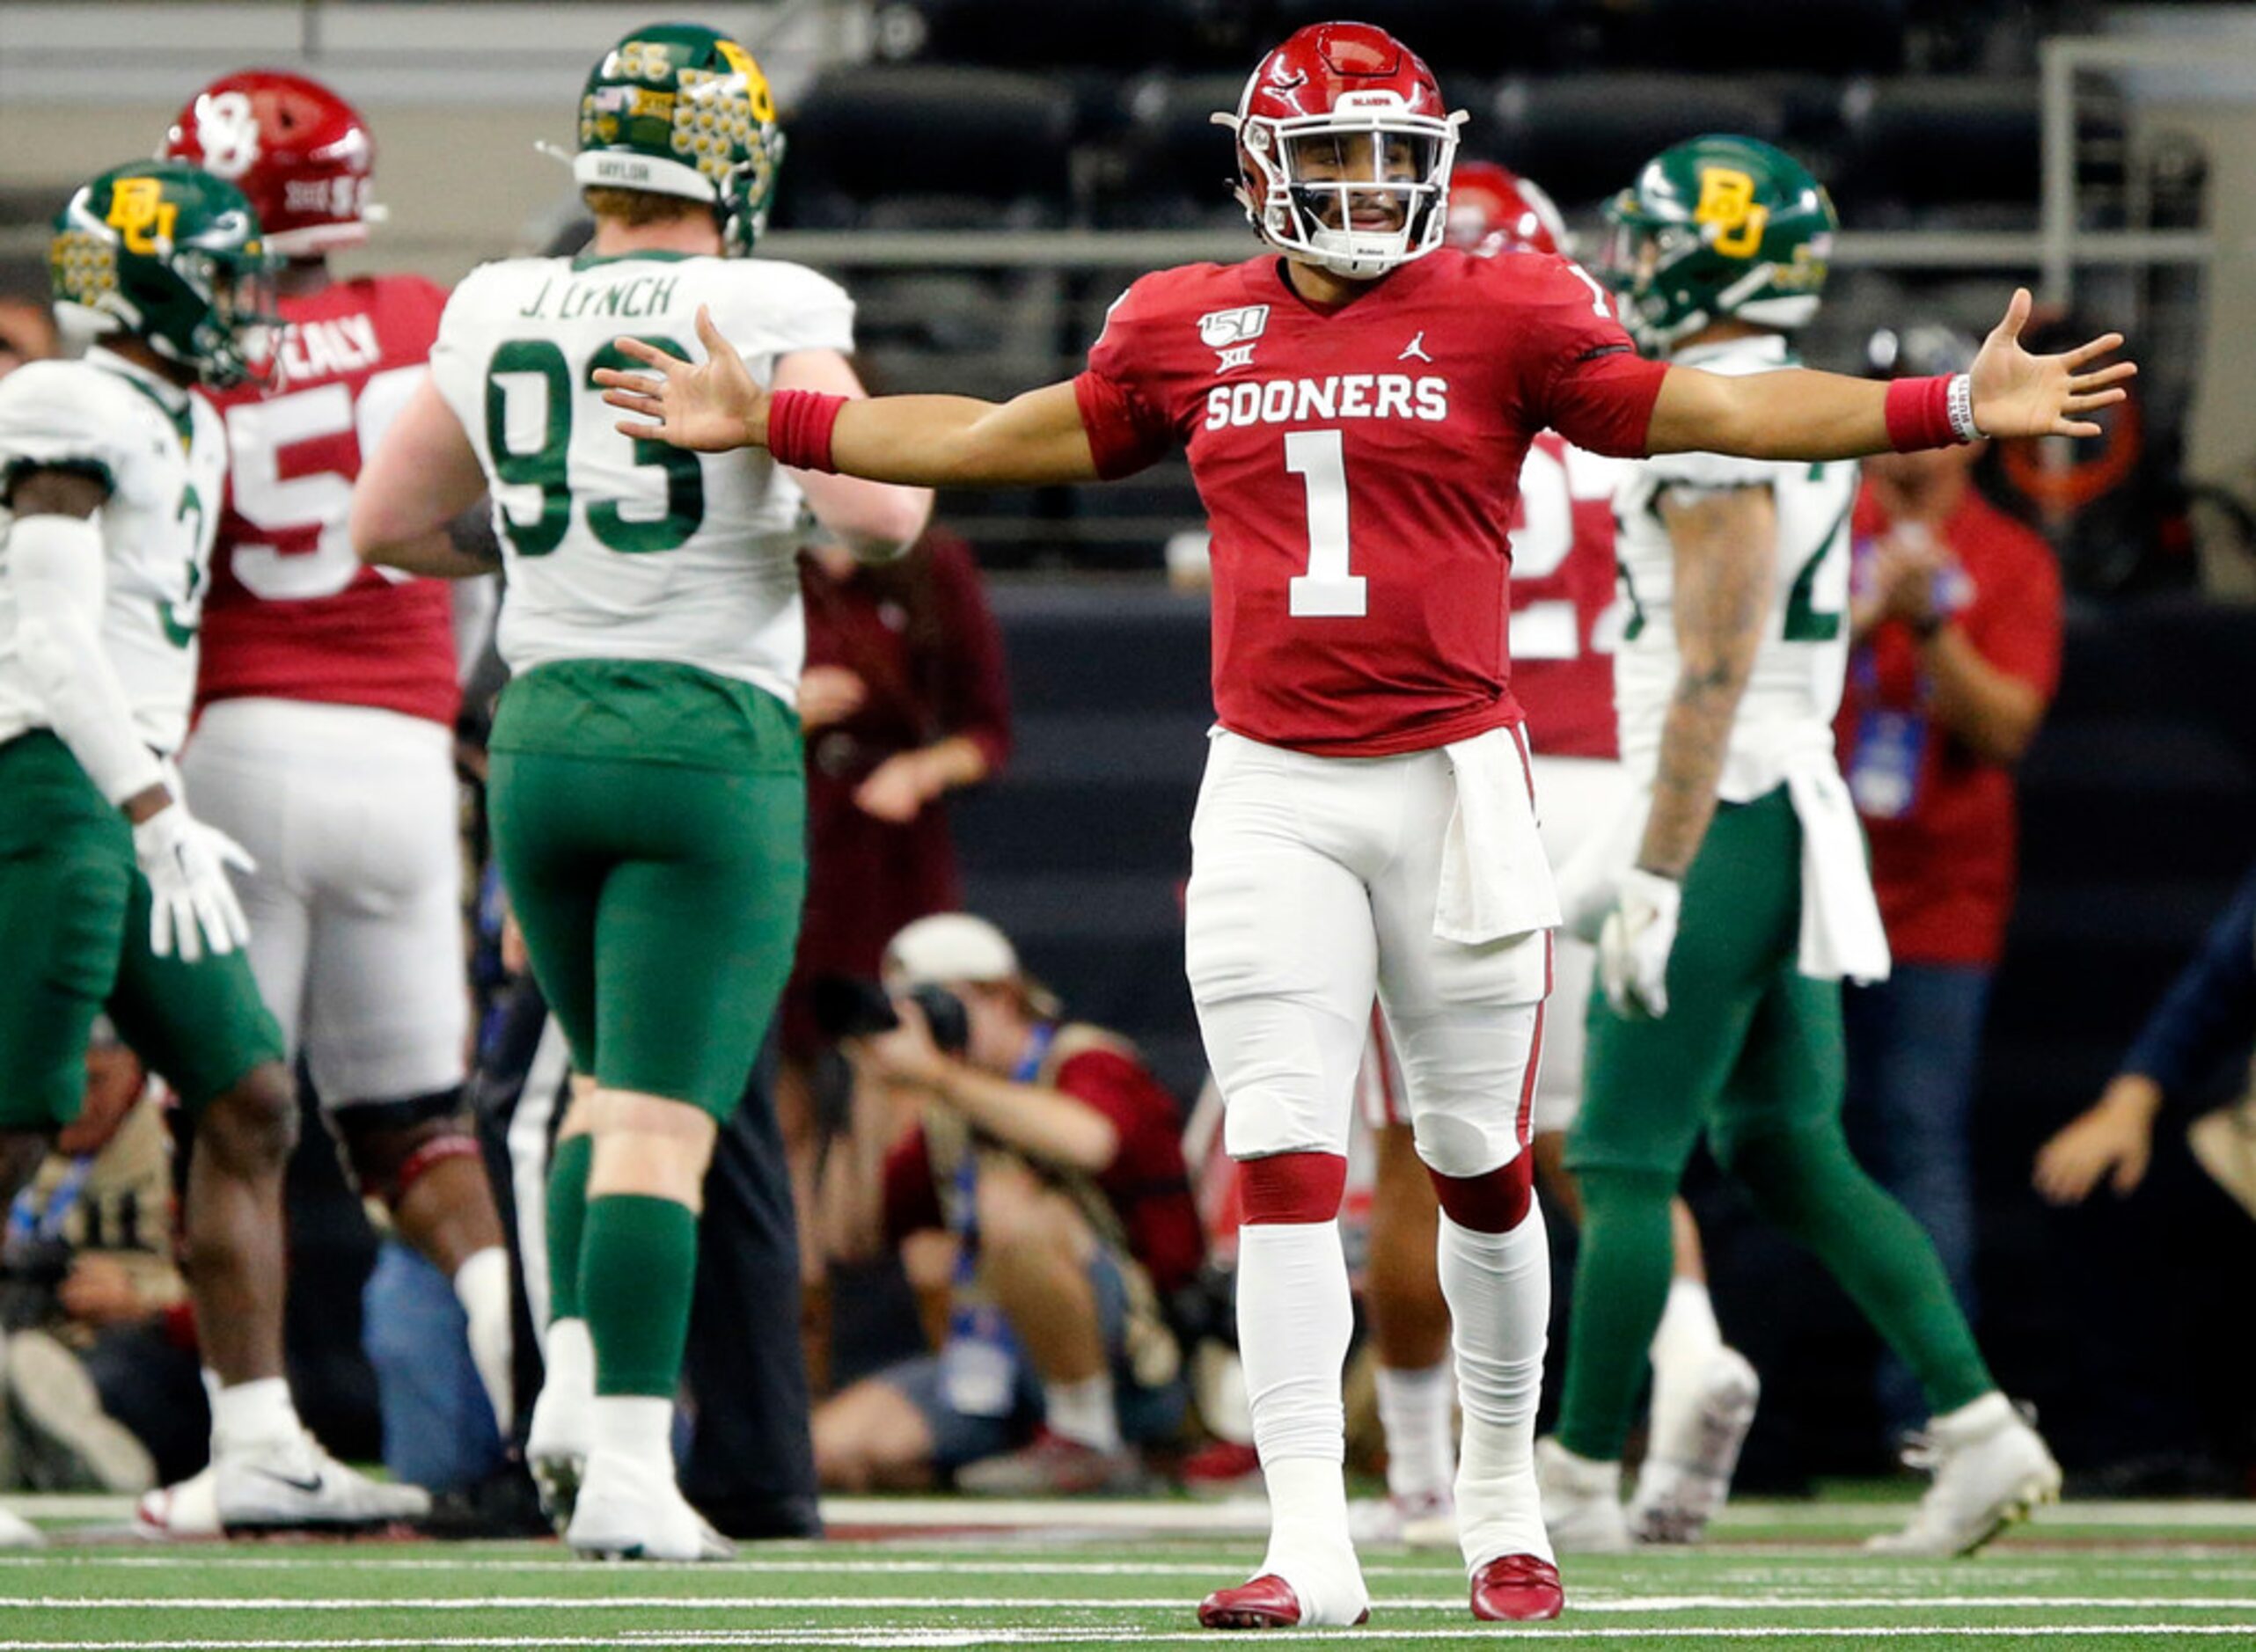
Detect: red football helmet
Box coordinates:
(163, 70, 381, 258)
(1447, 160, 1571, 259)
(1212, 22, 1465, 281)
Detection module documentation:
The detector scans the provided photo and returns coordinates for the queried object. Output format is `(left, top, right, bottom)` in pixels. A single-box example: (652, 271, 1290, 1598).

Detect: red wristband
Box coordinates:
(766, 388, 848, 473)
(1884, 375, 1956, 452)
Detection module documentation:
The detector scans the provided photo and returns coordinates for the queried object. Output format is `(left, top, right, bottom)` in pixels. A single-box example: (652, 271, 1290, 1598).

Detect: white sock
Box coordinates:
(453, 1246, 516, 1436)
(1439, 1206, 1552, 1572)
(1374, 1359, 1454, 1506)
(530, 1318, 594, 1456)
(1649, 1276, 1724, 1383)
(1646, 1276, 1725, 1444)
(1237, 1220, 1365, 1624)
(590, 1394, 675, 1469)
(209, 1376, 301, 1456)
(1044, 1372, 1122, 1452)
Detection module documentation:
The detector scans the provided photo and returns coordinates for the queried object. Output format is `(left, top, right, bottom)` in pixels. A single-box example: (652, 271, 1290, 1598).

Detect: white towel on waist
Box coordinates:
(1435, 727, 1562, 945)
(1784, 757, 1891, 984)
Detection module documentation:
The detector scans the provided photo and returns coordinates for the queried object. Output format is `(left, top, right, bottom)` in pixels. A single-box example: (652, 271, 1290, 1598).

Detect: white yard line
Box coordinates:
(12, 1494, 2256, 1533)
(6, 1626, 2256, 1648)
(11, 1594, 2256, 1613)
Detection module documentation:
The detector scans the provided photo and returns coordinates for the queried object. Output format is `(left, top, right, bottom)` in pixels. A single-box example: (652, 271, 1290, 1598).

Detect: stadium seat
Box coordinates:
(1640, 0, 1908, 76)
(1834, 78, 2043, 226)
(1491, 74, 1790, 210)
(1097, 72, 1259, 230)
(1266, 0, 1564, 77)
(870, 0, 1261, 74)
(778, 66, 1078, 230)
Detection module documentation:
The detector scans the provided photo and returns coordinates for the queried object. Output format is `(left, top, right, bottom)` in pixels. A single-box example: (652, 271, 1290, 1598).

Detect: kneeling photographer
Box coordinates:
(811, 915, 1202, 1495)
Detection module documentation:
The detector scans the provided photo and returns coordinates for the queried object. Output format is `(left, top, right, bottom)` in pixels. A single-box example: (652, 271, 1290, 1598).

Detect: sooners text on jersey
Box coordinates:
(197, 274, 460, 726)
(1074, 249, 1664, 757)
(1508, 433, 1624, 761)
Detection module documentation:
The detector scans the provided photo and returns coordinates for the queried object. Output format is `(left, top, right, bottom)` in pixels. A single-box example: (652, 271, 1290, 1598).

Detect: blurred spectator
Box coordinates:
(811, 914, 1201, 1495)
(2034, 861, 2256, 1220)
(361, 1239, 508, 1495)
(2, 1027, 194, 1492)
(1838, 325, 2065, 1438)
(781, 526, 1011, 1386)
(0, 298, 55, 380)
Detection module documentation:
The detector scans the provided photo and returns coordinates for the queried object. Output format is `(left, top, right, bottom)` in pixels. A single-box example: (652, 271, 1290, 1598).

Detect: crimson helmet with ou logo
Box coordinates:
(162, 69, 382, 258)
(1212, 22, 1466, 281)
(1447, 160, 1571, 259)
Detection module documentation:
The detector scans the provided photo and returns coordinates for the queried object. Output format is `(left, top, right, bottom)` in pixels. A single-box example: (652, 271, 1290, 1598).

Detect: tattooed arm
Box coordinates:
(1634, 485, 1778, 878)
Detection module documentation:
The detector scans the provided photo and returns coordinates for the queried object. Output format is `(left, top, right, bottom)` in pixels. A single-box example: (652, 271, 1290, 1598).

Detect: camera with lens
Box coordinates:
(808, 975, 970, 1056)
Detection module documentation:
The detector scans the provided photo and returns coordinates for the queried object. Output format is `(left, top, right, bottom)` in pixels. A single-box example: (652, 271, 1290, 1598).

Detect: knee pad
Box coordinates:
(334, 1089, 482, 1207)
(1237, 1151, 1346, 1225)
(1425, 1153, 1534, 1234)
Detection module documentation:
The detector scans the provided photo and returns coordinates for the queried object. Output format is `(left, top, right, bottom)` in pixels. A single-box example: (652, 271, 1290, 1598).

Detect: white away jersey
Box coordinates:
(428, 251, 853, 704)
(0, 348, 226, 756)
(1612, 333, 1857, 800)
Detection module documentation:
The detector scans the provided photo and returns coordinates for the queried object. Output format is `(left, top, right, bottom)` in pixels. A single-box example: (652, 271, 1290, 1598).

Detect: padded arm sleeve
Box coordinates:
(9, 513, 165, 806)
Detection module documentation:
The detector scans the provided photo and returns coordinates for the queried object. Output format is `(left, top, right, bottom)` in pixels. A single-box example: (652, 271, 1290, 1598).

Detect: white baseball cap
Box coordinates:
(883, 913, 1021, 989)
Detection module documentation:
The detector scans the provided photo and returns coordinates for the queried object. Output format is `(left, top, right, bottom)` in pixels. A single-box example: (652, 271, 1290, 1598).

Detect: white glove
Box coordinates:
(1598, 866, 1682, 1020)
(132, 803, 255, 962)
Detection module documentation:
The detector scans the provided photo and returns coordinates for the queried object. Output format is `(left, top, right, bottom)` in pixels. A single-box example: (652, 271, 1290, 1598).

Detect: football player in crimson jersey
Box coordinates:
(157, 69, 518, 1512)
(1353, 160, 1759, 1556)
(596, 21, 2129, 1627)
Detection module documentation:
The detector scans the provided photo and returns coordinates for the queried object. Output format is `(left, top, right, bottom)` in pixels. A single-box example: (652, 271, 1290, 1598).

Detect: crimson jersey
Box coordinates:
(197, 274, 460, 727)
(1074, 250, 1665, 757)
(1507, 432, 1627, 761)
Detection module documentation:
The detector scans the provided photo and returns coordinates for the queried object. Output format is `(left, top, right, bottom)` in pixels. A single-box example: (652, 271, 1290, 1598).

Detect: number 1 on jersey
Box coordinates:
(1285, 429, 1366, 618)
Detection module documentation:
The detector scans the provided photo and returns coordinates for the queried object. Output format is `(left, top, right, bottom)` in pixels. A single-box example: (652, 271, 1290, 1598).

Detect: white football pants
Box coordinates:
(1186, 727, 1549, 1181)
(180, 697, 468, 1107)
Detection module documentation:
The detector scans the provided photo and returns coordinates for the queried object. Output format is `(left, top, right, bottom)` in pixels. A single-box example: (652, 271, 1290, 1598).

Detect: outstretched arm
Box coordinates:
(770, 346, 934, 559)
(597, 307, 1103, 486)
(1647, 289, 2133, 459)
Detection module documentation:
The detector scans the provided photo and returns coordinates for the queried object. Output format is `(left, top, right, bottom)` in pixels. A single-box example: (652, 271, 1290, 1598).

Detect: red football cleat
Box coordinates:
(1198, 1575, 1370, 1631)
(1469, 1553, 1565, 1621)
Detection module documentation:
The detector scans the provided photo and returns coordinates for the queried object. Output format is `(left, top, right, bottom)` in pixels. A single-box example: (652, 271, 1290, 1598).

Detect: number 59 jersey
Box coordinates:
(1073, 248, 1667, 758)
(1611, 333, 1858, 800)
(428, 251, 853, 706)
(199, 274, 459, 727)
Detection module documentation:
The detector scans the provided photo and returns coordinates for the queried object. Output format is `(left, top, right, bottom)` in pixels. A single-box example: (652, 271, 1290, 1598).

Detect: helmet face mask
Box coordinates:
(1217, 23, 1465, 281)
(51, 162, 279, 390)
(1600, 135, 1836, 355)
(573, 25, 785, 258)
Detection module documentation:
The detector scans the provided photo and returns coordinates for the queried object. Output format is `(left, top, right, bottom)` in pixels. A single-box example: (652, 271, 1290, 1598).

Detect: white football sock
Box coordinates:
(453, 1246, 516, 1436)
(1044, 1373, 1122, 1452)
(1374, 1358, 1455, 1506)
(1646, 1276, 1725, 1443)
(209, 1376, 301, 1456)
(1439, 1205, 1552, 1572)
(1238, 1219, 1365, 1624)
(590, 1394, 675, 1467)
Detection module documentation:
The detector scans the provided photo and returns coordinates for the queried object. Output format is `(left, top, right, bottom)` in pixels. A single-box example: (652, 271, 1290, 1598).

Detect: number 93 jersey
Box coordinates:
(199, 274, 460, 727)
(428, 250, 854, 706)
(1611, 332, 1858, 800)
(1073, 248, 1667, 757)
(0, 350, 225, 757)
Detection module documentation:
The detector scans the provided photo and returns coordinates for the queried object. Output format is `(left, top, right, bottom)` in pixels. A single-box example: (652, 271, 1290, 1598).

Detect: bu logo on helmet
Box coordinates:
(106, 178, 178, 255)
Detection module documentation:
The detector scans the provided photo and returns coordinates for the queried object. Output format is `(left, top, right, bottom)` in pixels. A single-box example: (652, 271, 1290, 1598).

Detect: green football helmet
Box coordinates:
(574, 23, 786, 256)
(50, 160, 277, 389)
(1600, 135, 1836, 355)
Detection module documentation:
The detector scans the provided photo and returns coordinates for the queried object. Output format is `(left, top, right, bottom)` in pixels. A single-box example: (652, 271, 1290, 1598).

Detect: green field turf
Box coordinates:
(5, 1496, 2256, 1649)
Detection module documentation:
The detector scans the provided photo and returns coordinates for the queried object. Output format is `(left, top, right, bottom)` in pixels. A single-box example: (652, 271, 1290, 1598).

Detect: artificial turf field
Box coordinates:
(7, 1495, 2256, 1648)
